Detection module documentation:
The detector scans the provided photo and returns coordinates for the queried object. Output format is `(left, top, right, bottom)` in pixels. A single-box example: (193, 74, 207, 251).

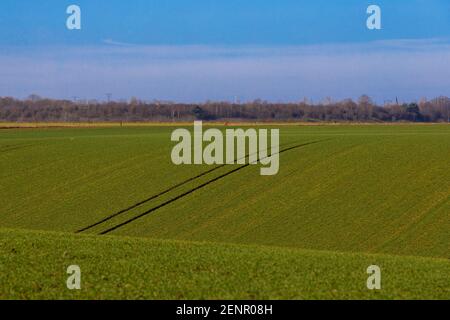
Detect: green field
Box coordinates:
(0, 124, 449, 299)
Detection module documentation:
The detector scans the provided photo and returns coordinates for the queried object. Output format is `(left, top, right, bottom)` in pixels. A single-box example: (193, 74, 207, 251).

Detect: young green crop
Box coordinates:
(1, 228, 449, 300)
(0, 125, 449, 259)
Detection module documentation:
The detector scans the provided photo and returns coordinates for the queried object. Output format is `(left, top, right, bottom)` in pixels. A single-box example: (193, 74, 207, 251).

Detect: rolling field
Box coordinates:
(1, 228, 449, 300)
(0, 124, 449, 299)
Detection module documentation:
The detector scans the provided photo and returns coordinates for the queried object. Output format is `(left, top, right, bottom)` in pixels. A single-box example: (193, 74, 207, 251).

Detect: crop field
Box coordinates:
(0, 124, 449, 299)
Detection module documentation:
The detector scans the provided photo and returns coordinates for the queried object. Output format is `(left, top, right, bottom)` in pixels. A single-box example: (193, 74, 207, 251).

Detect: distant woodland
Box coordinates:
(1, 95, 450, 123)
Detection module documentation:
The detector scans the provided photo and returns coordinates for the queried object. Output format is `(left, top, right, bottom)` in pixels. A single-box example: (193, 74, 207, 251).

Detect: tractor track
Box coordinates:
(77, 140, 301, 233)
(89, 140, 325, 235)
(76, 164, 228, 233)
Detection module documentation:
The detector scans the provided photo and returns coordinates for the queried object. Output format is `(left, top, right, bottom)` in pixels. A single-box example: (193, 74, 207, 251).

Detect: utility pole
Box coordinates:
(447, 101, 450, 123)
(106, 93, 112, 103)
(438, 96, 449, 123)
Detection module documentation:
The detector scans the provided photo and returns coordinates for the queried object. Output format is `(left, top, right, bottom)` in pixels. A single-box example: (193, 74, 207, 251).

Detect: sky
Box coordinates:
(1, 0, 450, 102)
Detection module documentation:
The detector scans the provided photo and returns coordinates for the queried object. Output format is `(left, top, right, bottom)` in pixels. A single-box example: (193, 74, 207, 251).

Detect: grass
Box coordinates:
(1, 228, 449, 300)
(110, 127, 450, 258)
(0, 124, 449, 299)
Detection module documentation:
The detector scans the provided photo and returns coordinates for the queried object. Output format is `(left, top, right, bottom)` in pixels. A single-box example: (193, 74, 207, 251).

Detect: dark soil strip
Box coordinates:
(76, 140, 300, 233)
(98, 140, 324, 235)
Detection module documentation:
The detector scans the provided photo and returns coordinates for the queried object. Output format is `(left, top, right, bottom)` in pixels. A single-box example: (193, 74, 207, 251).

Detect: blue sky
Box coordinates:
(1, 0, 450, 102)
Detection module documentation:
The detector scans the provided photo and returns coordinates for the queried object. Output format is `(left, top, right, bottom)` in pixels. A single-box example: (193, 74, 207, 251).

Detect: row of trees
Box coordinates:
(0, 95, 449, 123)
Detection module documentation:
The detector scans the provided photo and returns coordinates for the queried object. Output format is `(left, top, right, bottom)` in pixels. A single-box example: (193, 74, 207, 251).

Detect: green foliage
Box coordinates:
(1, 124, 449, 299)
(1, 228, 449, 300)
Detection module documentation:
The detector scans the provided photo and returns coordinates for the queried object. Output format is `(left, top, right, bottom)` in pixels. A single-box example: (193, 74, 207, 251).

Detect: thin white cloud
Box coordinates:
(102, 39, 136, 47)
(1, 38, 450, 102)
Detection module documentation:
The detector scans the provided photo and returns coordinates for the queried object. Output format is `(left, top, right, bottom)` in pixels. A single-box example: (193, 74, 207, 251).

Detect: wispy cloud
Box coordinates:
(101, 39, 136, 47)
(1, 39, 450, 102)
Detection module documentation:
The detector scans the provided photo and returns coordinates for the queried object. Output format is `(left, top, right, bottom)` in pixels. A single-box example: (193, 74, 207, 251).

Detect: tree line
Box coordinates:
(1, 95, 449, 123)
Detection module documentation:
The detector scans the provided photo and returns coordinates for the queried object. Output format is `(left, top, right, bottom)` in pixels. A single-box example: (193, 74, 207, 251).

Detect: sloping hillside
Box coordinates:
(1, 125, 449, 259)
(1, 228, 449, 300)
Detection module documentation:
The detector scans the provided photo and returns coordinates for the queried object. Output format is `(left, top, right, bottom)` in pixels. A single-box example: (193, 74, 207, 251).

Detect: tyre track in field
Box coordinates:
(76, 140, 300, 233)
(95, 140, 326, 235)
(76, 164, 228, 233)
